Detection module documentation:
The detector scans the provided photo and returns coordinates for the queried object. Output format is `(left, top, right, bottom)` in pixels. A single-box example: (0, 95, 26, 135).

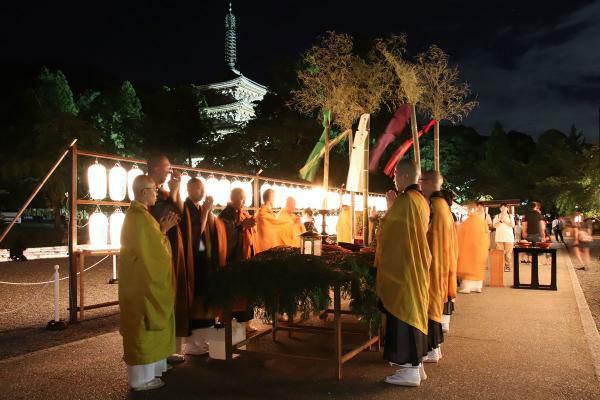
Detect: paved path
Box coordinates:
(1, 248, 598, 399)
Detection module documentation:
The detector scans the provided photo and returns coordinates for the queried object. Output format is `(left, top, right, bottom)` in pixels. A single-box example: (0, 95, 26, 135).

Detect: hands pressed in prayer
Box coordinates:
(168, 170, 181, 193)
(241, 217, 256, 230)
(204, 196, 214, 212)
(160, 211, 180, 234)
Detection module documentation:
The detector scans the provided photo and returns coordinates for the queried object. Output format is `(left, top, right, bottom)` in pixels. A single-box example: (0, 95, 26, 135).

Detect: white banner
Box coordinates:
(346, 114, 370, 192)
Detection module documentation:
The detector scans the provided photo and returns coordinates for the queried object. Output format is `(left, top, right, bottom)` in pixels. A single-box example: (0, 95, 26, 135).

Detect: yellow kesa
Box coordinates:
(119, 200, 176, 365)
(276, 209, 305, 247)
(427, 197, 459, 323)
(254, 204, 288, 253)
(336, 205, 353, 243)
(376, 190, 432, 334)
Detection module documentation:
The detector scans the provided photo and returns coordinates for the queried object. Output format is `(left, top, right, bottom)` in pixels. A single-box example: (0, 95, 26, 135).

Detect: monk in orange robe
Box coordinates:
(217, 188, 256, 323)
(457, 203, 490, 294)
(420, 171, 458, 363)
(254, 189, 294, 253)
(277, 197, 304, 247)
(376, 159, 431, 387)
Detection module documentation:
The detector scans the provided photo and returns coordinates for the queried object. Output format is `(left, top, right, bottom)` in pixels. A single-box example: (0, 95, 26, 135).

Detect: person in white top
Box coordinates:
(493, 203, 515, 272)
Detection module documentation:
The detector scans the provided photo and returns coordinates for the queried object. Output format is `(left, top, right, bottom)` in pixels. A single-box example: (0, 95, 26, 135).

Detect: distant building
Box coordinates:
(195, 3, 267, 136)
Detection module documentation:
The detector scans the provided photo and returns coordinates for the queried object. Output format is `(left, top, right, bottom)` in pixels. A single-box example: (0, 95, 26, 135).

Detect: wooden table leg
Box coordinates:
(513, 248, 520, 288)
(550, 251, 557, 290)
(531, 253, 539, 288)
(334, 286, 342, 381)
(224, 308, 233, 362)
(78, 253, 85, 320)
(272, 302, 278, 342)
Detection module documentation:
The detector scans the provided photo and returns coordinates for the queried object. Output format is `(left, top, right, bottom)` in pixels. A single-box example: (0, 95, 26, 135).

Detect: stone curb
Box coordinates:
(562, 247, 600, 381)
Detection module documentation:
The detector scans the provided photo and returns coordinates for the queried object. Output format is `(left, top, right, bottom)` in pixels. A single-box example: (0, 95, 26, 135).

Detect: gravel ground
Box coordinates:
(0, 256, 120, 359)
(571, 236, 600, 332)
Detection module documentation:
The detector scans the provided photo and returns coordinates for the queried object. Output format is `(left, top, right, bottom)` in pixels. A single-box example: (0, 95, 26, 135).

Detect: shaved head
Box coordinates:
(394, 159, 420, 191)
(132, 175, 158, 206)
(421, 170, 443, 198)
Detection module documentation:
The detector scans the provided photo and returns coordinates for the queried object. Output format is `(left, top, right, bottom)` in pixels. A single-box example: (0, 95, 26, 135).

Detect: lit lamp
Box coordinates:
(127, 165, 144, 200)
(162, 173, 172, 192)
(216, 176, 231, 206)
(299, 231, 322, 256)
(179, 172, 191, 200)
(242, 180, 253, 207)
(108, 163, 127, 201)
(109, 208, 125, 247)
(89, 210, 108, 248)
(88, 161, 107, 200)
(205, 175, 219, 200)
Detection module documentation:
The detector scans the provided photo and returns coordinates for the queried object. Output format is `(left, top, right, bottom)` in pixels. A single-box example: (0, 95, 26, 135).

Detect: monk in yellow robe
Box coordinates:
(376, 159, 431, 387)
(147, 154, 191, 363)
(254, 189, 294, 253)
(420, 171, 458, 363)
(277, 197, 304, 247)
(119, 175, 179, 391)
(457, 203, 490, 293)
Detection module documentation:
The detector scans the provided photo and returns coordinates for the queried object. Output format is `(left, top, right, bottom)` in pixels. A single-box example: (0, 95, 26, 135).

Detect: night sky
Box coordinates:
(1, 0, 599, 142)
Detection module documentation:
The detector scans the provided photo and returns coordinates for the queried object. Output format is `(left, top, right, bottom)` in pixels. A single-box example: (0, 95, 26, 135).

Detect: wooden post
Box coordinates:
(323, 119, 330, 209)
(78, 252, 85, 320)
(362, 116, 370, 247)
(348, 129, 355, 240)
(410, 103, 420, 169)
(434, 120, 440, 172)
(68, 143, 78, 322)
(253, 174, 260, 211)
(334, 285, 342, 380)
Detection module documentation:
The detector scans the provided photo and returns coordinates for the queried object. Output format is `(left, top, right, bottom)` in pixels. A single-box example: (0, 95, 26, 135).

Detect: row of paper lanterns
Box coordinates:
(87, 162, 387, 212)
(88, 209, 345, 248)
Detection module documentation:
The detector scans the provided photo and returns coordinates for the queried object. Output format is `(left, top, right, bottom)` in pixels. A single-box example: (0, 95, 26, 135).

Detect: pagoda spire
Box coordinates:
(224, 2, 237, 71)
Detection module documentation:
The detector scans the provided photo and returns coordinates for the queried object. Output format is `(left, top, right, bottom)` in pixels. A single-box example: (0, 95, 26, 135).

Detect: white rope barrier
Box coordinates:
(0, 255, 110, 285)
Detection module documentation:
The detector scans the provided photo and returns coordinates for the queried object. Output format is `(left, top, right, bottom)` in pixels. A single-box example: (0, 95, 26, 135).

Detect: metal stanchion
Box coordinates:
(47, 265, 68, 330)
(108, 255, 118, 284)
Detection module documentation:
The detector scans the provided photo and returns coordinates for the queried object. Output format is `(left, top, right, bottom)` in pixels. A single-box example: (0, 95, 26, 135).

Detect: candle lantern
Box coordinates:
(109, 208, 125, 247)
(300, 231, 322, 256)
(89, 210, 108, 248)
(108, 163, 127, 201)
(127, 165, 144, 200)
(88, 161, 107, 200)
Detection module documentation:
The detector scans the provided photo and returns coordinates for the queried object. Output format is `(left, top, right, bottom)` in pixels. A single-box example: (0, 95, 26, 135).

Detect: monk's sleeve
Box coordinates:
(138, 213, 174, 331)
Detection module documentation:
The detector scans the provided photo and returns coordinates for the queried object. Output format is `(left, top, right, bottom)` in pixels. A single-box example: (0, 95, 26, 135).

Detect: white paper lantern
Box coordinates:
(327, 191, 340, 211)
(127, 165, 144, 201)
(216, 177, 231, 206)
(109, 208, 125, 247)
(355, 194, 365, 211)
(89, 210, 108, 248)
(272, 184, 285, 209)
(377, 196, 387, 211)
(88, 161, 107, 200)
(162, 173, 172, 193)
(242, 180, 253, 208)
(289, 186, 302, 209)
(179, 172, 192, 200)
(309, 187, 325, 210)
(108, 163, 127, 201)
(342, 192, 352, 206)
(205, 175, 218, 199)
(260, 182, 271, 205)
